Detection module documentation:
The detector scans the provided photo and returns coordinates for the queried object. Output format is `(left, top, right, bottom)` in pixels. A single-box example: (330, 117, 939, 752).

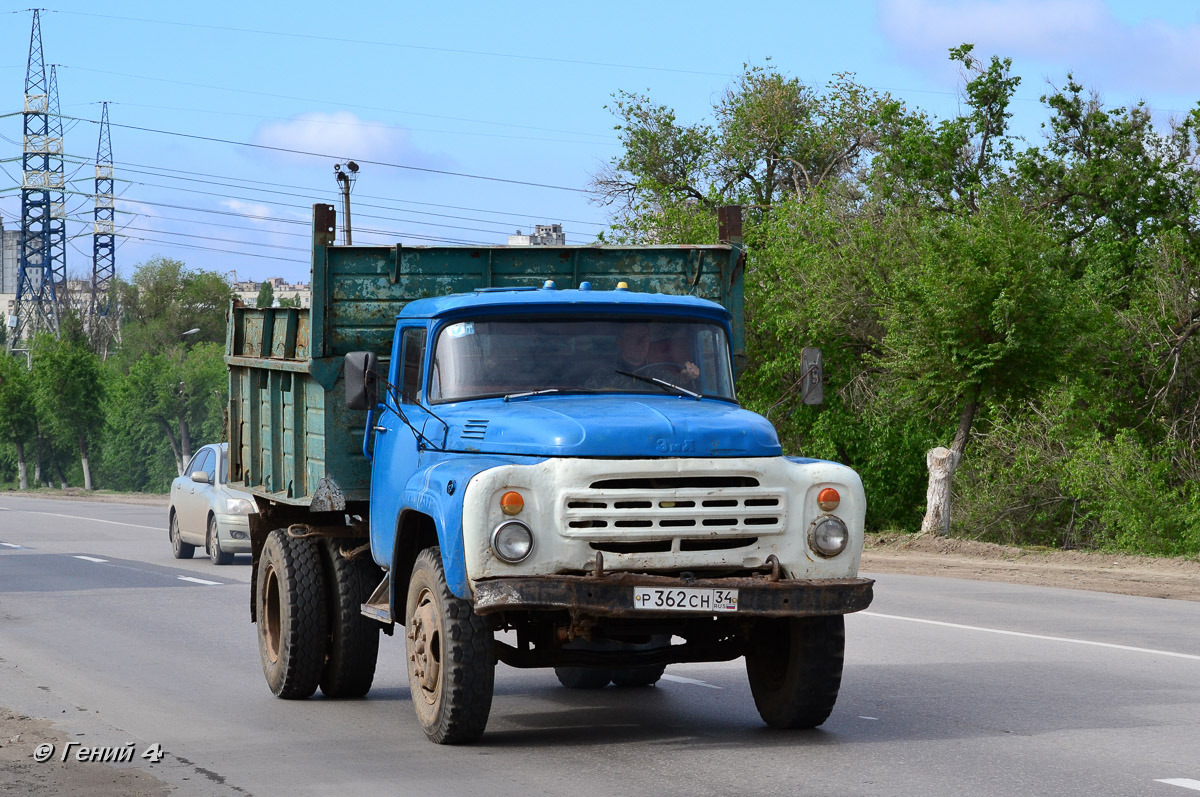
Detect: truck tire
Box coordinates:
(170, 513, 194, 559)
(319, 542, 381, 698)
(611, 664, 667, 687)
(405, 547, 494, 744)
(554, 667, 612, 689)
(256, 529, 328, 700)
(207, 516, 234, 566)
(745, 615, 844, 729)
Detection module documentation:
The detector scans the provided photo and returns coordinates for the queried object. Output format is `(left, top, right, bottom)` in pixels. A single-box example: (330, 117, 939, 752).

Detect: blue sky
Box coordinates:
(2, 0, 1199, 285)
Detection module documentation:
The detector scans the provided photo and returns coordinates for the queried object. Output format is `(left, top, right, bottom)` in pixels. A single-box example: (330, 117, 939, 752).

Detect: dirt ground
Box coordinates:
(863, 532, 1200, 602)
(0, 710, 170, 797)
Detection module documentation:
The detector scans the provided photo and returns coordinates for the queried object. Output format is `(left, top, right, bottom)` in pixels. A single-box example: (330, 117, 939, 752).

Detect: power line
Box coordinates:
(50, 11, 732, 78)
(58, 65, 614, 141)
(63, 113, 594, 194)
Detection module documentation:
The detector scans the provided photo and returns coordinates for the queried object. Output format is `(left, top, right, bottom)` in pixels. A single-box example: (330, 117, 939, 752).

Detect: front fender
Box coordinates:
(389, 455, 546, 599)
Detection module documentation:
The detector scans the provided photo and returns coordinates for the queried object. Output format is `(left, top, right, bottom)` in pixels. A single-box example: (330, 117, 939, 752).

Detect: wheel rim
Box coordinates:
(170, 516, 179, 552)
(262, 564, 282, 664)
(406, 588, 442, 707)
(209, 522, 219, 562)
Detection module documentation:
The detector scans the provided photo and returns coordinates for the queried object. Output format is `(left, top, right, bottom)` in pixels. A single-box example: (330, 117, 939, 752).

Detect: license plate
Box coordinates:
(632, 587, 738, 612)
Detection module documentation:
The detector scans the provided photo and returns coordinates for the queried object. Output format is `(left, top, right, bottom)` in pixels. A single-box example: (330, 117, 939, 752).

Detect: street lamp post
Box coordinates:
(333, 161, 359, 245)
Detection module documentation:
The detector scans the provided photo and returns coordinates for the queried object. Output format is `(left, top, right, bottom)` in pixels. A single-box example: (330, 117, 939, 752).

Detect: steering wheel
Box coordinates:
(632, 362, 683, 375)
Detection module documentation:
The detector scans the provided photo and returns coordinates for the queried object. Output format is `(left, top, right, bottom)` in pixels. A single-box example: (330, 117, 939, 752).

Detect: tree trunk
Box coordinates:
(80, 437, 93, 491)
(951, 389, 980, 459)
(15, 440, 28, 490)
(35, 435, 47, 487)
(920, 446, 961, 536)
(156, 417, 184, 476)
(180, 417, 192, 470)
(54, 461, 67, 490)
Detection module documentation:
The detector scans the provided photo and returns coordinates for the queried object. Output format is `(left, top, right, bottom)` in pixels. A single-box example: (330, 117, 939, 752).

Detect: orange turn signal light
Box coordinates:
(500, 491, 524, 515)
(817, 487, 840, 512)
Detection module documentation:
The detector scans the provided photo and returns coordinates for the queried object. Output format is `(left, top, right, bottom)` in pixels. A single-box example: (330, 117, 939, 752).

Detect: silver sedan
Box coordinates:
(168, 443, 256, 565)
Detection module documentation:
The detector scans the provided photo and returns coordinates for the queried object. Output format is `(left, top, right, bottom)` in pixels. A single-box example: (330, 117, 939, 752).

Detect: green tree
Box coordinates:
(0, 355, 37, 489)
(113, 257, 232, 361)
(30, 332, 105, 490)
(256, 280, 275, 308)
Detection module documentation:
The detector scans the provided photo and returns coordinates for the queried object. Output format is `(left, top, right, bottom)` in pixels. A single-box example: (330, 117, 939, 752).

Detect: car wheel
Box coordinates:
(208, 516, 233, 566)
(170, 512, 195, 560)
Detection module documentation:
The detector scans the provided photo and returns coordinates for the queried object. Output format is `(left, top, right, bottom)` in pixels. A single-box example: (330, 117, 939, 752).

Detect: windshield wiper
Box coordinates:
(615, 370, 701, 399)
(504, 388, 561, 401)
(503, 387, 608, 401)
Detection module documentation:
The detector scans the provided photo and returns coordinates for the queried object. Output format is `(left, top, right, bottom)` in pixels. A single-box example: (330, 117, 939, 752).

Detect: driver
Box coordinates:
(584, 323, 699, 391)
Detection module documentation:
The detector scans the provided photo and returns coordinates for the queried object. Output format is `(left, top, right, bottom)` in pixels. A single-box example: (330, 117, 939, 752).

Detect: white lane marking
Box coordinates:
(74, 555, 108, 563)
(3, 509, 161, 531)
(1, 543, 23, 548)
(1157, 779, 1200, 791)
(177, 576, 221, 586)
(660, 673, 722, 689)
(862, 612, 1200, 662)
(858, 716, 879, 721)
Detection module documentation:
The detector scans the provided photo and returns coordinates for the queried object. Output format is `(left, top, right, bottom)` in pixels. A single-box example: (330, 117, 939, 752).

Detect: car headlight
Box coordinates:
(809, 516, 849, 557)
(491, 520, 533, 563)
(225, 497, 254, 515)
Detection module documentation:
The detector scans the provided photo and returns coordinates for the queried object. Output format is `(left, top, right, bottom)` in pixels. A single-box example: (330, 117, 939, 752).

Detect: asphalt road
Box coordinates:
(1, 494, 1198, 797)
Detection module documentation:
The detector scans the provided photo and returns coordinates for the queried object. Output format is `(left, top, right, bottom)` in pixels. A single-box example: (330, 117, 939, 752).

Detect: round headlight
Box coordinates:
(809, 516, 849, 558)
(491, 520, 533, 563)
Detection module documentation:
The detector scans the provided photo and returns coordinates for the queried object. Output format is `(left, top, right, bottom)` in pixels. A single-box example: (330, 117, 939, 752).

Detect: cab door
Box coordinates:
(369, 325, 430, 560)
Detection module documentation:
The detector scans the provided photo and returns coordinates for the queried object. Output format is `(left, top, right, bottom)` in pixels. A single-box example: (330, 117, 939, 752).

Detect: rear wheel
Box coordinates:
(169, 513, 194, 560)
(207, 516, 233, 566)
(554, 667, 612, 689)
(611, 664, 666, 687)
(745, 615, 845, 729)
(319, 542, 381, 698)
(405, 547, 494, 744)
(256, 529, 328, 699)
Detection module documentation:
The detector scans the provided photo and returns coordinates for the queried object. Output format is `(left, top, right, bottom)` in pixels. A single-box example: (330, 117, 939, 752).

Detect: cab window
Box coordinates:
(399, 327, 427, 404)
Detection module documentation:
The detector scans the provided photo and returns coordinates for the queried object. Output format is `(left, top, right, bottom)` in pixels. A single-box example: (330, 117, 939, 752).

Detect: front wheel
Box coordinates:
(405, 547, 494, 744)
(207, 516, 233, 565)
(256, 529, 328, 699)
(745, 615, 845, 729)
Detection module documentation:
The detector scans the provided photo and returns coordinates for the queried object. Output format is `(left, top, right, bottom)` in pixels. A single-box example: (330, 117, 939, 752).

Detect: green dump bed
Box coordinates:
(226, 204, 746, 508)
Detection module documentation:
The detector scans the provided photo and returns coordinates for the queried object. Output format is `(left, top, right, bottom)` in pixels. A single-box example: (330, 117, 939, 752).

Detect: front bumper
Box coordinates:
(214, 513, 253, 553)
(472, 573, 874, 619)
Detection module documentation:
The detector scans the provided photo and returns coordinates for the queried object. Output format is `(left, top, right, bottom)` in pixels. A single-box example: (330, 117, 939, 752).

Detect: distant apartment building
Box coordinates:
(232, 277, 312, 308)
(1, 217, 21, 323)
(507, 224, 566, 246)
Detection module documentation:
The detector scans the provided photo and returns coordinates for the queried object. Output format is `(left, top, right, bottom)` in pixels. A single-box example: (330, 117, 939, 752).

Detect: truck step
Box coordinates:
(360, 572, 392, 624)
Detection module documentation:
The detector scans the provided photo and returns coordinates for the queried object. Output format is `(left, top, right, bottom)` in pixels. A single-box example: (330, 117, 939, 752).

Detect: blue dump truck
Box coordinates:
(227, 204, 873, 744)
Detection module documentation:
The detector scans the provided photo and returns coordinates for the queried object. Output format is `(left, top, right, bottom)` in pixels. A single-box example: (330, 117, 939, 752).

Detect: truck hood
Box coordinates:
(437, 395, 781, 457)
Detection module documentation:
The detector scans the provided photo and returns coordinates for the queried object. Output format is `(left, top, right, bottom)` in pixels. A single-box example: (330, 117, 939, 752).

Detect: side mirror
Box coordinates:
(344, 351, 379, 410)
(191, 471, 211, 485)
(800, 347, 824, 405)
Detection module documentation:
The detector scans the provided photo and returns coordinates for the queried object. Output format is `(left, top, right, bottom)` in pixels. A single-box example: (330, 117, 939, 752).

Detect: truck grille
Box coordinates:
(562, 478, 786, 549)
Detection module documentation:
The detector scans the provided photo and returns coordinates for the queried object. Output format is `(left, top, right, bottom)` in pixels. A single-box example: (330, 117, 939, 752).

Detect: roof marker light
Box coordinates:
(616, 281, 629, 291)
(543, 280, 556, 290)
(579, 281, 592, 290)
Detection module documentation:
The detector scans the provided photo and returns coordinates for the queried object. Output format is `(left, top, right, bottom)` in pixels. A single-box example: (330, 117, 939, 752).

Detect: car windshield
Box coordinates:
(429, 317, 735, 402)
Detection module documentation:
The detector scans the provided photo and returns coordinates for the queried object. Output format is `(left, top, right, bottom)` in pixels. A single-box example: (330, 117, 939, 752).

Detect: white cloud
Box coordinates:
(251, 111, 450, 171)
(221, 199, 274, 223)
(877, 0, 1200, 96)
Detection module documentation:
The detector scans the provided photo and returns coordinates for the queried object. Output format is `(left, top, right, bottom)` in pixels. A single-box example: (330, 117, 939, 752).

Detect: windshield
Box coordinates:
(429, 317, 735, 402)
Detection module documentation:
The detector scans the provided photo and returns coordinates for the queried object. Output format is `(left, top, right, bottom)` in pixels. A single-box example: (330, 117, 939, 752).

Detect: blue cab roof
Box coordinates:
(397, 286, 731, 321)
